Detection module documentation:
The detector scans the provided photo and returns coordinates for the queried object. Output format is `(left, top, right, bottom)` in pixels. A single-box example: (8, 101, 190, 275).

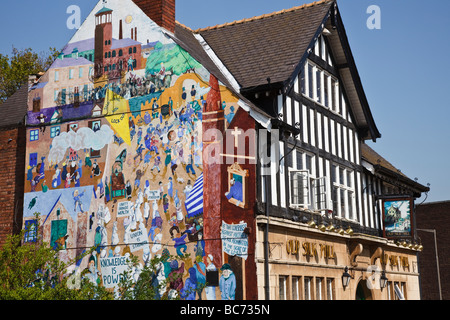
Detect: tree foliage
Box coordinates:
(0, 221, 193, 300)
(0, 47, 59, 105)
(0, 229, 113, 300)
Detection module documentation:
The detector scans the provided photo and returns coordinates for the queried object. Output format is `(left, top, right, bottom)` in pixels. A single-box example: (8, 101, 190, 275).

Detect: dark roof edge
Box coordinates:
(373, 164, 430, 194)
(169, 25, 274, 124)
(282, 1, 334, 95)
(417, 200, 450, 207)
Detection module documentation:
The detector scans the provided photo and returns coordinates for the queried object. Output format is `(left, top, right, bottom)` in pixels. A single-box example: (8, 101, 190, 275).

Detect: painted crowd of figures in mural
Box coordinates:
(22, 0, 240, 300)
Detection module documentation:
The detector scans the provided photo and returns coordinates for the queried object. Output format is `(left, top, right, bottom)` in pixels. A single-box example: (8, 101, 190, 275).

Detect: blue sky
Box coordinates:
(1, 0, 449, 204)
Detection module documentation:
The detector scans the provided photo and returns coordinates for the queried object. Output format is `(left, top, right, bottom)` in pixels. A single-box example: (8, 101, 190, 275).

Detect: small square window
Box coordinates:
(30, 129, 39, 141)
(50, 126, 61, 138)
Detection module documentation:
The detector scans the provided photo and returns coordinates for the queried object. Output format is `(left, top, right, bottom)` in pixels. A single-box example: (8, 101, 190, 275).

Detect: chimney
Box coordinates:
(133, 0, 176, 33)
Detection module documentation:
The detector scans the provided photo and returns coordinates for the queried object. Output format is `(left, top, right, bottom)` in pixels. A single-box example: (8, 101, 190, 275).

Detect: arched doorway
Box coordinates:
(356, 280, 373, 300)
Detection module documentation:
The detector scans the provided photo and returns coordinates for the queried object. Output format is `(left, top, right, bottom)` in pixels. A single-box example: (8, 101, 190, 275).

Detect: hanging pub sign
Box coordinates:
(382, 197, 414, 239)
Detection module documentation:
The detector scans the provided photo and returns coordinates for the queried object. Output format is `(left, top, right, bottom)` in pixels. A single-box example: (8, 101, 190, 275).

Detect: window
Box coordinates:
(279, 276, 288, 300)
(54, 70, 59, 82)
(324, 74, 330, 107)
(292, 276, 301, 300)
(304, 277, 312, 300)
(303, 62, 343, 117)
(83, 85, 89, 101)
(112, 50, 116, 58)
(32, 97, 41, 112)
(24, 220, 38, 243)
(326, 278, 334, 300)
(387, 281, 392, 300)
(30, 129, 39, 142)
(316, 68, 322, 104)
(89, 121, 102, 157)
(331, 164, 355, 219)
(79, 67, 83, 78)
(301, 69, 306, 95)
(50, 220, 67, 249)
(316, 277, 323, 300)
(308, 64, 314, 98)
(290, 170, 310, 208)
(289, 150, 331, 212)
(69, 69, 74, 79)
(331, 77, 338, 113)
(119, 49, 123, 57)
(50, 126, 61, 138)
(29, 153, 38, 167)
(129, 47, 133, 54)
(133, 47, 137, 53)
(61, 89, 66, 105)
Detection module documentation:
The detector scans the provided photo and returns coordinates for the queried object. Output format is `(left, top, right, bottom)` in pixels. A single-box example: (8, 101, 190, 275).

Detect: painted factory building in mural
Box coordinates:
(23, 0, 253, 300)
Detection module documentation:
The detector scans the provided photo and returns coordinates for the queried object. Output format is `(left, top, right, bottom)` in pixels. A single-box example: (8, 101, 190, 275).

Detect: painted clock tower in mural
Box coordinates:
(94, 7, 113, 78)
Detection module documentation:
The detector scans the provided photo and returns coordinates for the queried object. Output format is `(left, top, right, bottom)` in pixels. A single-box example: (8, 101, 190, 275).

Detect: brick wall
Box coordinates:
(0, 126, 26, 246)
(416, 201, 450, 300)
(133, 0, 176, 33)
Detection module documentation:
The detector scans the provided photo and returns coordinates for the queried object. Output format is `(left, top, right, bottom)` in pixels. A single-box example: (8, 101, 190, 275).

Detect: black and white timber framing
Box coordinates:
(250, 10, 427, 237)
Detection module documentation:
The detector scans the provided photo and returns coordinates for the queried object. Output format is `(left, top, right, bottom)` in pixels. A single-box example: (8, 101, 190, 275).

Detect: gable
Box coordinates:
(298, 34, 355, 127)
(284, 3, 380, 142)
(197, 0, 334, 90)
(68, 0, 170, 46)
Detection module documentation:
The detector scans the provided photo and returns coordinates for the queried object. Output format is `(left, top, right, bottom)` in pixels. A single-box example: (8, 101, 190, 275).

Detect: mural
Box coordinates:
(23, 0, 241, 300)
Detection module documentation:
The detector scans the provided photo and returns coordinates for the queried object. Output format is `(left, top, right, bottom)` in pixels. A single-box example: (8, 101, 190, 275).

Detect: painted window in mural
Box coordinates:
(22, 0, 241, 300)
(30, 129, 39, 141)
(24, 219, 38, 243)
(50, 219, 68, 250)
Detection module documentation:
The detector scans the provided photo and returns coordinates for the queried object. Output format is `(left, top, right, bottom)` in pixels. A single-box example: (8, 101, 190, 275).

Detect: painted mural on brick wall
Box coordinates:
(23, 0, 240, 299)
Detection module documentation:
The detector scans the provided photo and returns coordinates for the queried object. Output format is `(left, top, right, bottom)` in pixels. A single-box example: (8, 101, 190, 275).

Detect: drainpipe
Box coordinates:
(264, 173, 270, 300)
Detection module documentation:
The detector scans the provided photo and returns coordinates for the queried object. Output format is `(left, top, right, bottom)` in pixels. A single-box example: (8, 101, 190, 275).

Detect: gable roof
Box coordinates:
(361, 143, 429, 195)
(195, 0, 334, 90)
(0, 84, 28, 128)
(172, 22, 273, 129)
(190, 0, 380, 141)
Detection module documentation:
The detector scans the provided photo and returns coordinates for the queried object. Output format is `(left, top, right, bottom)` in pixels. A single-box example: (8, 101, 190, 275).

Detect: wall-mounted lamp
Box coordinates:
(380, 271, 388, 289)
(342, 266, 353, 289)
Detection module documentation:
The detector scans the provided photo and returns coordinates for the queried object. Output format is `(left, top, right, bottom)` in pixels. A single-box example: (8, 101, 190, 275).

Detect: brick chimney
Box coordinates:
(133, 0, 176, 33)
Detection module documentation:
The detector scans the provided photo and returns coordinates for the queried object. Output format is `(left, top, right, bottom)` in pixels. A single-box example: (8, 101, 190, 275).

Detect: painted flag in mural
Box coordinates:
(104, 89, 131, 146)
(221, 221, 248, 260)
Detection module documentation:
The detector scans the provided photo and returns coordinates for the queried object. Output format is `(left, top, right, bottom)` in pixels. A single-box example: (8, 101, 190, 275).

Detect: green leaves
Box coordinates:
(0, 47, 59, 105)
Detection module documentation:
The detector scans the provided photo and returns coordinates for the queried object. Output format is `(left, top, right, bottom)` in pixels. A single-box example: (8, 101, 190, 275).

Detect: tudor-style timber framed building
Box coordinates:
(0, 0, 430, 301)
(192, 0, 429, 300)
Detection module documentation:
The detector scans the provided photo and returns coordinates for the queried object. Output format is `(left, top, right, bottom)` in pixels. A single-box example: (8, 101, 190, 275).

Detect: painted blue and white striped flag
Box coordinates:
(185, 173, 203, 218)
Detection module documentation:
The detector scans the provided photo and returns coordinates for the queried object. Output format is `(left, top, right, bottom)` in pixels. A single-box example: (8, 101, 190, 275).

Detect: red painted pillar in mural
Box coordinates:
(202, 74, 224, 266)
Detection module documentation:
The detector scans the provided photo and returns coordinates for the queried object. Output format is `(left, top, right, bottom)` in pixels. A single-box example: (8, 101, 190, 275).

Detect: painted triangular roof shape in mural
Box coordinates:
(192, 0, 380, 141)
(69, 0, 171, 45)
